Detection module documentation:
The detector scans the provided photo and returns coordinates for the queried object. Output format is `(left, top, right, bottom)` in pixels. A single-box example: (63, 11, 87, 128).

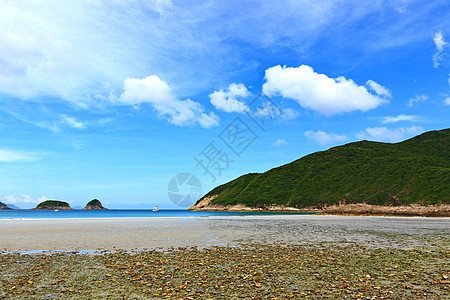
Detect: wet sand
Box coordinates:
(1, 215, 449, 251)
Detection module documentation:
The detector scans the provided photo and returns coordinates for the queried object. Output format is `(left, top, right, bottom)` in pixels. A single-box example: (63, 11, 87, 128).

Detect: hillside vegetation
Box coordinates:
(34, 200, 72, 210)
(83, 199, 107, 210)
(197, 129, 449, 208)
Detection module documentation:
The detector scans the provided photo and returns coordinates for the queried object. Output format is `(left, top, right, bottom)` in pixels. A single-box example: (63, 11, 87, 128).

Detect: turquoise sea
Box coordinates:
(0, 209, 313, 219)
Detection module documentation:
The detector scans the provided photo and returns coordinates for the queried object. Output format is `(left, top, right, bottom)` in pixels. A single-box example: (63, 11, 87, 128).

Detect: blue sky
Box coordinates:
(0, 0, 449, 209)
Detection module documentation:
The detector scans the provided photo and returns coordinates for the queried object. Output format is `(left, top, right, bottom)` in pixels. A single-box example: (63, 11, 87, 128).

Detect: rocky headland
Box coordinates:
(0, 202, 11, 210)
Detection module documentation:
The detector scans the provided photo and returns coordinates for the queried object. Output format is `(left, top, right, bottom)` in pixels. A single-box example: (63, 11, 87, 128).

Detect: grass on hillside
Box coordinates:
(202, 129, 449, 208)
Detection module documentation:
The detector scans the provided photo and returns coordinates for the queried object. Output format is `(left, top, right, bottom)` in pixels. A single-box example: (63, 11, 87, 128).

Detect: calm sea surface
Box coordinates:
(0, 209, 314, 219)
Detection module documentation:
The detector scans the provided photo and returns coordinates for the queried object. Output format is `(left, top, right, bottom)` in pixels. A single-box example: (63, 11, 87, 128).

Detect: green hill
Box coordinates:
(82, 199, 107, 210)
(193, 128, 449, 209)
(34, 200, 73, 210)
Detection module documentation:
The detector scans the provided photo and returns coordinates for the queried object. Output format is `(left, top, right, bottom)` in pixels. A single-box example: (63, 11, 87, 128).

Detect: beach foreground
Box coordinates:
(1, 215, 449, 299)
(1, 244, 448, 299)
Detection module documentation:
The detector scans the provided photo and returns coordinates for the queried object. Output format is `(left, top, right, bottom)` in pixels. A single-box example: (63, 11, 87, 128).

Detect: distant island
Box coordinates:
(82, 199, 108, 210)
(189, 128, 449, 217)
(33, 200, 73, 210)
(4, 203, 20, 209)
(0, 201, 12, 210)
(30, 199, 108, 210)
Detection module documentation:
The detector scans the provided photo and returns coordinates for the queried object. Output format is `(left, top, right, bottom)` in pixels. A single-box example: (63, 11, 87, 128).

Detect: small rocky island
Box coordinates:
(33, 200, 73, 210)
(82, 199, 108, 210)
(0, 201, 11, 209)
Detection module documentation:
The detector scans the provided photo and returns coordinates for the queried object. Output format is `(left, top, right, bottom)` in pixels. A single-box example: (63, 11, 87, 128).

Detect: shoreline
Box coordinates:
(1, 214, 448, 252)
(189, 203, 450, 217)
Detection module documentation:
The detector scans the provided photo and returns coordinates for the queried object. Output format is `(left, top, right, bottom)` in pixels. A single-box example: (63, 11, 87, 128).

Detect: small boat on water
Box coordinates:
(152, 206, 159, 212)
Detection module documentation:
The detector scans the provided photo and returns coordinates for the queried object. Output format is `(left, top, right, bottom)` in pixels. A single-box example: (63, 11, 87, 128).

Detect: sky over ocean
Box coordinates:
(0, 0, 449, 209)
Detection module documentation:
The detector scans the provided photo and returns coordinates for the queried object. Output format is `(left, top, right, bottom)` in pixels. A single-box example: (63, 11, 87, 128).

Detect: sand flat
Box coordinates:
(1, 215, 449, 251)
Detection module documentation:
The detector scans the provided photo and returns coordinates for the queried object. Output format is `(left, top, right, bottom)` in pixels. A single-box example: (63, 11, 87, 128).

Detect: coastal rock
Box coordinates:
(33, 200, 73, 210)
(322, 203, 450, 217)
(82, 199, 108, 210)
(0, 201, 12, 209)
(188, 196, 304, 212)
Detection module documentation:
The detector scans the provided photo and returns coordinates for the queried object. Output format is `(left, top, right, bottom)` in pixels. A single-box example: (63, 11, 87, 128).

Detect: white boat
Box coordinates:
(152, 206, 159, 212)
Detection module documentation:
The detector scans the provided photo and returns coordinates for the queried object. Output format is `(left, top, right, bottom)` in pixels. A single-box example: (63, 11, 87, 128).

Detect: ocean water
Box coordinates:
(0, 209, 313, 219)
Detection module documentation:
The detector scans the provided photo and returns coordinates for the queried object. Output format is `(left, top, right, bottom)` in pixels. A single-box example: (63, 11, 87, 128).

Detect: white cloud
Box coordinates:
(198, 112, 220, 128)
(0, 1, 176, 105)
(407, 94, 428, 107)
(4, 107, 90, 132)
(252, 102, 281, 119)
(0, 194, 42, 205)
(262, 65, 388, 115)
(119, 75, 173, 106)
(366, 80, 391, 98)
(433, 31, 447, 68)
(272, 139, 288, 147)
(304, 130, 347, 145)
(445, 97, 450, 105)
(37, 196, 49, 203)
(381, 114, 421, 124)
(0, 149, 39, 162)
(209, 83, 249, 113)
(118, 75, 219, 128)
(60, 115, 85, 129)
(280, 108, 300, 121)
(357, 126, 424, 142)
(0, 1, 448, 109)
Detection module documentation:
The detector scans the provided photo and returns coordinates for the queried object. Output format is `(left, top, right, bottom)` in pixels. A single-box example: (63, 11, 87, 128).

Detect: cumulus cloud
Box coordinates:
(0, 149, 39, 162)
(433, 31, 447, 68)
(445, 97, 450, 105)
(304, 130, 347, 145)
(272, 139, 288, 147)
(118, 75, 219, 128)
(209, 83, 250, 113)
(357, 126, 424, 142)
(407, 94, 428, 107)
(366, 80, 391, 98)
(262, 65, 388, 115)
(198, 112, 220, 128)
(381, 114, 421, 124)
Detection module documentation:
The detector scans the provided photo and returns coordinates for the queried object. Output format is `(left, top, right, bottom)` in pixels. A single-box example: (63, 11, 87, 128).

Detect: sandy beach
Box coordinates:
(1, 215, 449, 299)
(1, 215, 449, 251)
